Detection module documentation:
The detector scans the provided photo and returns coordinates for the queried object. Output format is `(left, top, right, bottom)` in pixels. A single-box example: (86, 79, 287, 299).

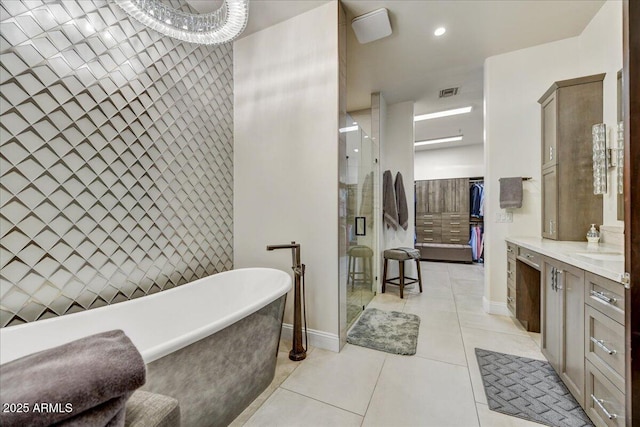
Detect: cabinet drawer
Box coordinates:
(441, 235, 465, 244)
(416, 232, 441, 243)
(585, 272, 625, 324)
(507, 258, 516, 286)
(517, 247, 541, 269)
(507, 242, 516, 260)
(585, 306, 625, 392)
(416, 213, 442, 221)
(416, 227, 441, 236)
(416, 218, 442, 227)
(442, 212, 464, 222)
(442, 222, 469, 235)
(585, 361, 625, 427)
(507, 284, 516, 316)
(416, 235, 440, 244)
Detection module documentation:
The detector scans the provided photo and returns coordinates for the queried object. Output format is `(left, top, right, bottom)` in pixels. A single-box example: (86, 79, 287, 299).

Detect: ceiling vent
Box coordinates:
(439, 87, 459, 98)
(352, 8, 392, 44)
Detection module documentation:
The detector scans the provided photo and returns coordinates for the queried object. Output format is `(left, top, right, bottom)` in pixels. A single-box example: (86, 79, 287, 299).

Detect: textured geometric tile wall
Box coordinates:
(0, 0, 234, 327)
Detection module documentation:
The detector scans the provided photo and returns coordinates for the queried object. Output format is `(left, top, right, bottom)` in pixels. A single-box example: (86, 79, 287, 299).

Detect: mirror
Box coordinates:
(617, 70, 624, 220)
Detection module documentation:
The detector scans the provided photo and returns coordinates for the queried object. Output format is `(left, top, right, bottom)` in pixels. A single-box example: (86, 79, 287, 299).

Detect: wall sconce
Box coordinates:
(617, 121, 624, 194)
(592, 123, 607, 194)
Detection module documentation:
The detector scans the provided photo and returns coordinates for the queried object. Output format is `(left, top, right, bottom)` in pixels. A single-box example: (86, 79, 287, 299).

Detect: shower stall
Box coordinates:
(342, 123, 379, 329)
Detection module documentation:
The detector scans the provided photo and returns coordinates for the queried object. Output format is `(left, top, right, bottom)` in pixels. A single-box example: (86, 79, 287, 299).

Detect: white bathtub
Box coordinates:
(0, 267, 291, 364)
(1, 267, 291, 426)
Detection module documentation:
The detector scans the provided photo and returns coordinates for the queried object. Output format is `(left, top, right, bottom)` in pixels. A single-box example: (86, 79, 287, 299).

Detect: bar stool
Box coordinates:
(382, 247, 422, 299)
(347, 245, 373, 290)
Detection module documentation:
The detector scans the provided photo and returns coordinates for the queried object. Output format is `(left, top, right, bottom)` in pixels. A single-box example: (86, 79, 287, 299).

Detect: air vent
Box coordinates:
(439, 87, 459, 98)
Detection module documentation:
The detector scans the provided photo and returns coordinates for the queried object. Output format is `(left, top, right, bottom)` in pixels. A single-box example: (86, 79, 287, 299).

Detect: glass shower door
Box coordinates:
(345, 126, 378, 328)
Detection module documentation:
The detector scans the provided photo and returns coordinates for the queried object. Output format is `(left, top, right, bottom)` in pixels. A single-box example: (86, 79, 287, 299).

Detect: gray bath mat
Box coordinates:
(475, 348, 593, 427)
(347, 308, 420, 355)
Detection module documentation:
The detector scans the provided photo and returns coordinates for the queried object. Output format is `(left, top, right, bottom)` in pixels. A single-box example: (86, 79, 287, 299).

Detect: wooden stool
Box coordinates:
(382, 248, 422, 299)
(347, 245, 373, 290)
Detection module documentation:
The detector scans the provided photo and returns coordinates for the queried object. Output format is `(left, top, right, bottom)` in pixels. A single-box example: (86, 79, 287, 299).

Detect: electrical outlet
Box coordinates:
(495, 212, 514, 223)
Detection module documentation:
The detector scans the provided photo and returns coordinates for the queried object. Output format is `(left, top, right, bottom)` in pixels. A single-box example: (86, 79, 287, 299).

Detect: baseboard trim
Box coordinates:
(482, 296, 511, 316)
(281, 323, 340, 353)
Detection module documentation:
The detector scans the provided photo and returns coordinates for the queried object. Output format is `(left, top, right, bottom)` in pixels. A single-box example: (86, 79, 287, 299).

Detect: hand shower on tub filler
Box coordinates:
(266, 242, 308, 361)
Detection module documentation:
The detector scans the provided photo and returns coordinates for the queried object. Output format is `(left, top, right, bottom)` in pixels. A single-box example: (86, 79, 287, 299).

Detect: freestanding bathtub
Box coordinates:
(0, 268, 291, 426)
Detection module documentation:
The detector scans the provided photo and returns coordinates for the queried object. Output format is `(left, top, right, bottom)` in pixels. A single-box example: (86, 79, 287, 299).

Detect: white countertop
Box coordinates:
(505, 236, 625, 284)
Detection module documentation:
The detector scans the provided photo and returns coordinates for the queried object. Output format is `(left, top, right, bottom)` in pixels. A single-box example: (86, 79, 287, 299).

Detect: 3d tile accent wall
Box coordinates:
(0, 1, 234, 327)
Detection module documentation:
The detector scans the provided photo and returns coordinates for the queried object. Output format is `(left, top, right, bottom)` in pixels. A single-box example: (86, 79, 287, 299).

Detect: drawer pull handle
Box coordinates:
(507, 271, 513, 277)
(450, 230, 460, 233)
(423, 222, 433, 225)
(590, 337, 617, 355)
(590, 290, 617, 304)
(450, 238, 460, 242)
(524, 254, 534, 259)
(507, 296, 514, 303)
(423, 229, 433, 232)
(591, 394, 618, 420)
(424, 238, 433, 241)
(507, 247, 513, 253)
(450, 222, 461, 225)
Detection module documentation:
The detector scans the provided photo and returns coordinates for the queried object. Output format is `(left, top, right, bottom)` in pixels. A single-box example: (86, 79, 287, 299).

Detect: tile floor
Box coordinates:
(231, 261, 546, 427)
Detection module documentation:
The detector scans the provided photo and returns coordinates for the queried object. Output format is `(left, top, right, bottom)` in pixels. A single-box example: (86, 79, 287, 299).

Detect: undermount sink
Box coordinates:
(574, 252, 624, 261)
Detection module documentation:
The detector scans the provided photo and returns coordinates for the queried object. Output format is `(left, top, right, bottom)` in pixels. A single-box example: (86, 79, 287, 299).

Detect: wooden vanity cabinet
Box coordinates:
(541, 257, 586, 407)
(538, 74, 604, 241)
(507, 239, 627, 425)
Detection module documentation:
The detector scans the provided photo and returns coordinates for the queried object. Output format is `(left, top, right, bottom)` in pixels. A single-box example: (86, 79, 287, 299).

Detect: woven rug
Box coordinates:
(475, 348, 593, 427)
(347, 308, 420, 355)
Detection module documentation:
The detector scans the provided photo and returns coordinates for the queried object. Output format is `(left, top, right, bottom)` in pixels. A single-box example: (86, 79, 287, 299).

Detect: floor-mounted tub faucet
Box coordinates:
(267, 242, 307, 361)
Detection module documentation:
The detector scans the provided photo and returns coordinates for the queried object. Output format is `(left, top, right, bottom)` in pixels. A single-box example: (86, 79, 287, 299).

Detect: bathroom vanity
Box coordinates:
(505, 237, 625, 426)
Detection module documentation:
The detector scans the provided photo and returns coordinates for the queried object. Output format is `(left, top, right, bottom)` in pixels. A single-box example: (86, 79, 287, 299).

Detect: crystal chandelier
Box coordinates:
(114, 0, 249, 45)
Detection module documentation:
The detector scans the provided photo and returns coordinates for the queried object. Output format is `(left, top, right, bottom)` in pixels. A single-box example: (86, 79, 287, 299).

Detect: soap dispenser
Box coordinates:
(587, 224, 600, 243)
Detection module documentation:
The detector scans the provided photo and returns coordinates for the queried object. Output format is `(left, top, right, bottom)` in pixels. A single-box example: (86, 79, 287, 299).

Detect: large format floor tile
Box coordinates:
(476, 403, 545, 427)
(280, 344, 385, 415)
(362, 356, 479, 427)
(245, 389, 363, 427)
(235, 260, 548, 427)
(458, 311, 529, 336)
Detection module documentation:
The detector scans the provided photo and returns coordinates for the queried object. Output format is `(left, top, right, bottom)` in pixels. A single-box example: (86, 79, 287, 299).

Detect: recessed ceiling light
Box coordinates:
(434, 27, 446, 36)
(339, 125, 358, 133)
(354, 149, 359, 152)
(352, 121, 358, 125)
(414, 136, 463, 146)
(414, 106, 472, 122)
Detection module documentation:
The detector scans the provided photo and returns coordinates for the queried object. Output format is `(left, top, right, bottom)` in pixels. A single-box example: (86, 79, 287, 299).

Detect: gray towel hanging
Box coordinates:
(383, 170, 398, 230)
(395, 172, 408, 230)
(499, 177, 523, 209)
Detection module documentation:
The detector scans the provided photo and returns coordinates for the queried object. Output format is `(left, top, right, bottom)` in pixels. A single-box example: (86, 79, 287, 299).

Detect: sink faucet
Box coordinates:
(267, 241, 306, 361)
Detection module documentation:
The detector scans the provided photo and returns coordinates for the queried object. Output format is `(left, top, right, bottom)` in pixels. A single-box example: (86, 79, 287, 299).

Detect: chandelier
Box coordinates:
(114, 0, 250, 45)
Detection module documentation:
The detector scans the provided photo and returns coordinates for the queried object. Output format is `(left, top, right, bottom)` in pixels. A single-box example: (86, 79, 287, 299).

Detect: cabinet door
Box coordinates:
(558, 261, 586, 408)
(541, 92, 557, 169)
(542, 167, 558, 239)
(541, 258, 562, 371)
(415, 181, 428, 213)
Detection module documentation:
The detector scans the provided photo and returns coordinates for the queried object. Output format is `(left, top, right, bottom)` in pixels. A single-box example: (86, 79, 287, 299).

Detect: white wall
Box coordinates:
(578, 0, 623, 226)
(382, 101, 416, 278)
(234, 1, 340, 349)
(414, 144, 485, 181)
(483, 0, 622, 313)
